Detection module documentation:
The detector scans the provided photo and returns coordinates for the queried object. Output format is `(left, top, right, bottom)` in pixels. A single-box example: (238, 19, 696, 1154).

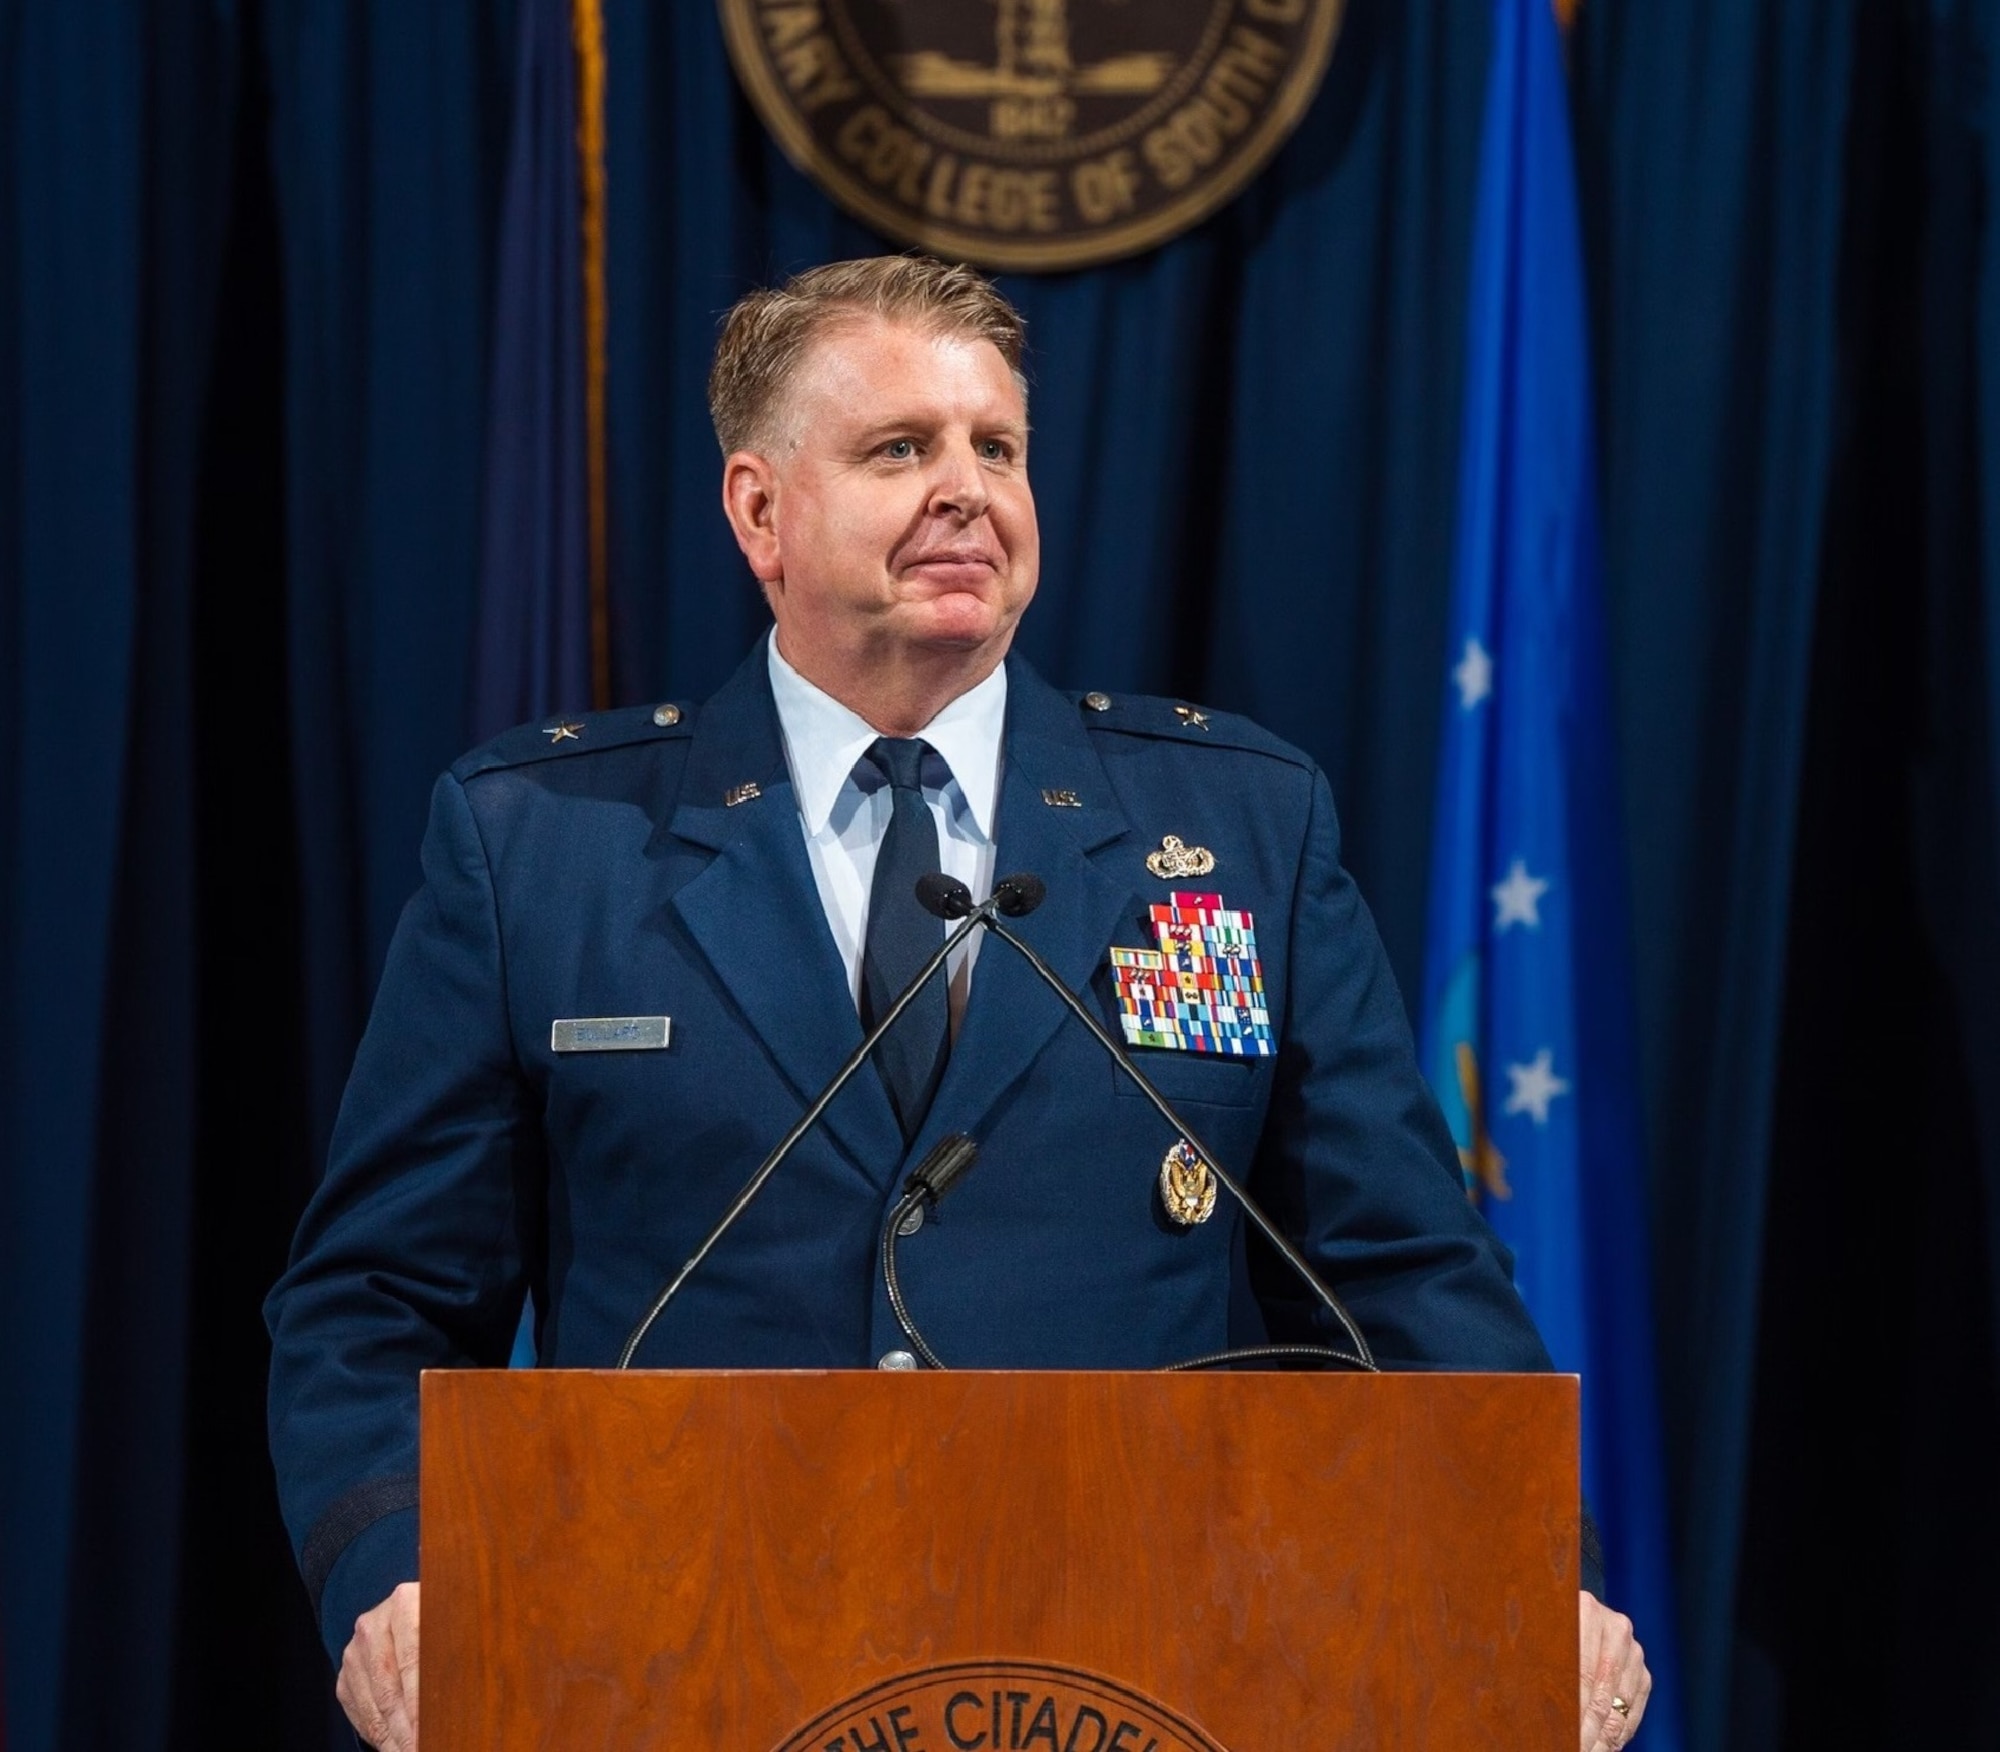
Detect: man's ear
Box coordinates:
(721, 451, 783, 585)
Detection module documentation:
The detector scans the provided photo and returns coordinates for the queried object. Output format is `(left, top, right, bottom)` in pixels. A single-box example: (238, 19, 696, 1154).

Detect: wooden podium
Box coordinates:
(421, 1370, 1576, 1749)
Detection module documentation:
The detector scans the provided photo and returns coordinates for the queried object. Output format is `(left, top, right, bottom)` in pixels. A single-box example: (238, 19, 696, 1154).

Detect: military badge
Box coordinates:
(1145, 835, 1215, 879)
(1158, 1137, 1218, 1226)
(1109, 890, 1272, 1056)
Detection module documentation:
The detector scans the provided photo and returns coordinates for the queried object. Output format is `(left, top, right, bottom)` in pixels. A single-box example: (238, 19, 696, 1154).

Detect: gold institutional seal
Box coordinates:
(774, 1659, 1232, 1752)
(717, 0, 1347, 271)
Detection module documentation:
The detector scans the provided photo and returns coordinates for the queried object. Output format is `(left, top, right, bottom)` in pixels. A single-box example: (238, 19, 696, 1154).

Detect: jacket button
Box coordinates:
(877, 1349, 919, 1371)
(652, 702, 681, 727)
(1081, 691, 1111, 712)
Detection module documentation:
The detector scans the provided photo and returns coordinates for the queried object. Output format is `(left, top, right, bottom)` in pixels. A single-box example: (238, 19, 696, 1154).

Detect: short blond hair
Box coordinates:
(708, 255, 1028, 456)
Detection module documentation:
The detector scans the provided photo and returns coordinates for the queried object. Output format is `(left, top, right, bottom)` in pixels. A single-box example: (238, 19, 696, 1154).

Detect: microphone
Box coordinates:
(616, 877, 1010, 1368)
(968, 880, 1377, 1373)
(915, 871, 1044, 923)
(881, 1133, 981, 1369)
(993, 872, 1045, 916)
(915, 871, 975, 919)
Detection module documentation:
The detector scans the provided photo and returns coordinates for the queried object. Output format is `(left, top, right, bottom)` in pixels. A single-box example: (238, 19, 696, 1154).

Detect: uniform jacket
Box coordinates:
(266, 641, 1557, 1659)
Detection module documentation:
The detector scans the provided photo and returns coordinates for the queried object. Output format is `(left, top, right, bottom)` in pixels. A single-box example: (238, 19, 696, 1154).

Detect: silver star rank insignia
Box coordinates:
(544, 720, 584, 743)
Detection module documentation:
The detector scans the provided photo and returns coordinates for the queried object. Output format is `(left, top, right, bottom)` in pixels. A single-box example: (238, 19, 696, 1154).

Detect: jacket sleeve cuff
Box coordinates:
(315, 1505, 420, 1667)
(1580, 1506, 1606, 1600)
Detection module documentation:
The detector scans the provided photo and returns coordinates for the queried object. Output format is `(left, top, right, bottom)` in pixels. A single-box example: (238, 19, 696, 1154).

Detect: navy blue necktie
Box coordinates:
(859, 737, 950, 1143)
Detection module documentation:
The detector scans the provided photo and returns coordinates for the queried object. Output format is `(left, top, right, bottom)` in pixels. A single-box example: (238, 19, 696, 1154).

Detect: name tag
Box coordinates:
(550, 1016, 671, 1053)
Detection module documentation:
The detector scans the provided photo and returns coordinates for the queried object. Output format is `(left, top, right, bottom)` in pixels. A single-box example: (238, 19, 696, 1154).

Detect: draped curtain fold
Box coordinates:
(3, 9, 223, 1749)
(1572, 6, 1861, 1740)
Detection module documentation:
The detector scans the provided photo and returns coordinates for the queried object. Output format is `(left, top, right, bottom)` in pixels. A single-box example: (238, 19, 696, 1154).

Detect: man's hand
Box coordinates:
(1579, 1591, 1648, 1749)
(337, 1581, 421, 1751)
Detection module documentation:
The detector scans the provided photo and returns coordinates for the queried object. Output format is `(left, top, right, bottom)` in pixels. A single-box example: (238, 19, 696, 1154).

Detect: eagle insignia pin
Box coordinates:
(1159, 1138, 1218, 1227)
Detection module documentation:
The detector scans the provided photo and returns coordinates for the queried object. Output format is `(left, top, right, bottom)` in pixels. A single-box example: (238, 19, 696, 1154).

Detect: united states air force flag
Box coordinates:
(1418, 3, 1684, 1744)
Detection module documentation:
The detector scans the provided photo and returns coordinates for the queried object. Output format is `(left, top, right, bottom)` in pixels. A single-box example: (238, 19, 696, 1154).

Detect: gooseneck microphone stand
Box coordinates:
(615, 894, 1002, 1369)
(917, 874, 1377, 1375)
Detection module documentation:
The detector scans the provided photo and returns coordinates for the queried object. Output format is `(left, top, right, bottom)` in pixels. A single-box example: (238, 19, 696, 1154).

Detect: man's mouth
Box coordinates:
(903, 550, 998, 584)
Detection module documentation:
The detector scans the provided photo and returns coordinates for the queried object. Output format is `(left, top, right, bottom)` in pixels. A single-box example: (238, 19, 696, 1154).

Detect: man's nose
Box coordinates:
(927, 440, 991, 520)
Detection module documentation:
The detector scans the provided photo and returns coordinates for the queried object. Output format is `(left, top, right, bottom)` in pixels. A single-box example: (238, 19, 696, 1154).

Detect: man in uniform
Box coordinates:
(267, 256, 1652, 1750)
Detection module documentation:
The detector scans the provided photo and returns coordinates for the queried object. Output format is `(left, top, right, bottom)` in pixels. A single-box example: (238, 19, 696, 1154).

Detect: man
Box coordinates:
(267, 256, 1651, 1749)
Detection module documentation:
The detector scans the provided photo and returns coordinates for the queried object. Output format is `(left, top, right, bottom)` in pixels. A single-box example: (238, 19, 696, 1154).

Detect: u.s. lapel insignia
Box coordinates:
(1146, 835, 1216, 879)
(1041, 787, 1081, 808)
(544, 720, 584, 743)
(1159, 1138, 1218, 1226)
(724, 781, 762, 807)
(1174, 704, 1210, 731)
(1109, 891, 1274, 1057)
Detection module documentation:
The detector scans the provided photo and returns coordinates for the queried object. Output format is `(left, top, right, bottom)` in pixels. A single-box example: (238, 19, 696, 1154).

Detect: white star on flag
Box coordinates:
(1503, 1049, 1570, 1125)
(1452, 637, 1494, 709)
(1490, 858, 1550, 931)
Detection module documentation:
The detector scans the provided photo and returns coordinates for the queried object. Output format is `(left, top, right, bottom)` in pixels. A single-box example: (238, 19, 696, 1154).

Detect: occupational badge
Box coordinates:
(1158, 1137, 1218, 1227)
(1145, 835, 1215, 879)
(1109, 890, 1272, 1056)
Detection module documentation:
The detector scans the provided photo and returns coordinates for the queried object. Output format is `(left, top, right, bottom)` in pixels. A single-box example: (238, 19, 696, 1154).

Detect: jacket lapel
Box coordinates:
(919, 658, 1133, 1151)
(664, 646, 906, 1186)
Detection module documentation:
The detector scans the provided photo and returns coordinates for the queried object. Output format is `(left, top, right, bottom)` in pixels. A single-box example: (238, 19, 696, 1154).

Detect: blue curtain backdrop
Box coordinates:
(4, 2, 1999, 1749)
(471, 0, 593, 746)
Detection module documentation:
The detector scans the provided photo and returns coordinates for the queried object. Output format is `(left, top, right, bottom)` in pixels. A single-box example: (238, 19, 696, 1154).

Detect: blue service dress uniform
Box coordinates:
(266, 640, 1558, 1661)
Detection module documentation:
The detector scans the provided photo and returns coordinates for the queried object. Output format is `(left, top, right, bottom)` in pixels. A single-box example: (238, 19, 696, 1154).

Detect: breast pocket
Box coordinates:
(1111, 1044, 1268, 1110)
(1093, 952, 1272, 1111)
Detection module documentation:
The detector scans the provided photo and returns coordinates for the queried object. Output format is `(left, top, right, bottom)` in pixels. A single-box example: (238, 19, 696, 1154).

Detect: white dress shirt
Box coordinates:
(766, 637, 1004, 1036)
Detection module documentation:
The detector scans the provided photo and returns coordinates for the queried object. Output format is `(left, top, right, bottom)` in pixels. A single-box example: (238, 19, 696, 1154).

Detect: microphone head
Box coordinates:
(907, 1133, 979, 1204)
(915, 872, 975, 919)
(992, 873, 1047, 917)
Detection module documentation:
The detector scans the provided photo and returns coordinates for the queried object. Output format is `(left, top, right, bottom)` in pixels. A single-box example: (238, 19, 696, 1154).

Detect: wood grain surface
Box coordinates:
(420, 1370, 1576, 1750)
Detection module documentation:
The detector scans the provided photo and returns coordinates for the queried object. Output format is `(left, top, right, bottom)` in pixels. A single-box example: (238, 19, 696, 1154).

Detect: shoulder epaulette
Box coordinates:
(1066, 688, 1312, 769)
(452, 700, 697, 781)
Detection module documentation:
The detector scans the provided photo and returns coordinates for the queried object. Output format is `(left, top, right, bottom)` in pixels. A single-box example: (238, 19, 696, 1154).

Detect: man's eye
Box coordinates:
(979, 439, 1013, 462)
(883, 438, 915, 460)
